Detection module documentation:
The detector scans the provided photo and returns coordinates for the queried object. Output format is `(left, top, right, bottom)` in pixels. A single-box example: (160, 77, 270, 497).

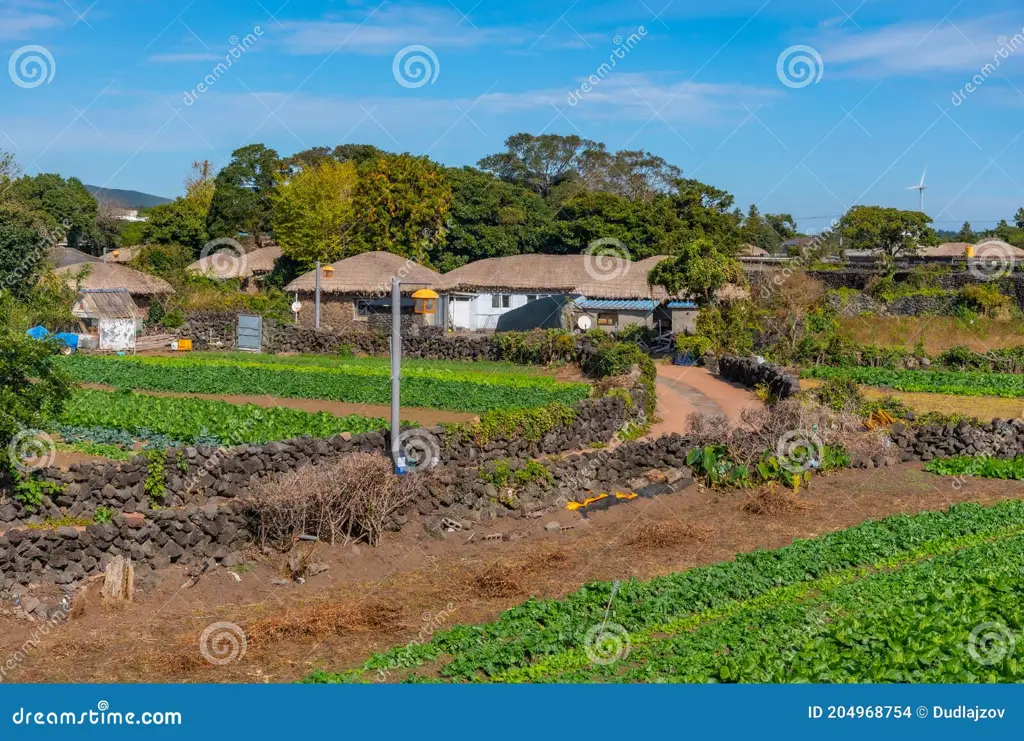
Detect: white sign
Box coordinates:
(291, 301, 302, 313)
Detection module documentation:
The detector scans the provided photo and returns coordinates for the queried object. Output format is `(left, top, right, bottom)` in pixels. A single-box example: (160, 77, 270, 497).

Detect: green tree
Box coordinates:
(272, 159, 358, 268)
(206, 144, 281, 246)
(8, 174, 99, 252)
(837, 205, 937, 258)
(184, 160, 216, 210)
(441, 166, 551, 271)
(765, 212, 798, 241)
(579, 148, 682, 201)
(478, 133, 597, 198)
(540, 190, 679, 259)
(647, 238, 745, 303)
(0, 204, 49, 298)
(0, 330, 73, 471)
(669, 179, 743, 250)
(142, 196, 209, 252)
(955, 221, 975, 242)
(741, 204, 782, 254)
(1015, 208, 1024, 230)
(351, 153, 452, 262)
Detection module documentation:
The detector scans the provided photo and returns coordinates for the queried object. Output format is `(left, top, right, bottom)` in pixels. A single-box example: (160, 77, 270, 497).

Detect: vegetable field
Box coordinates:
(54, 389, 386, 447)
(802, 365, 1024, 398)
(926, 456, 1024, 480)
(59, 355, 590, 413)
(309, 500, 1024, 683)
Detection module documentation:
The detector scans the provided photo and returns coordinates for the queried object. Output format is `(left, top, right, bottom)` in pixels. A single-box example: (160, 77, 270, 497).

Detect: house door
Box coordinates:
(452, 297, 472, 330)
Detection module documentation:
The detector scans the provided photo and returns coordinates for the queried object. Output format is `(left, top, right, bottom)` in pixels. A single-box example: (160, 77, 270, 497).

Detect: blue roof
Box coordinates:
(575, 298, 657, 311)
(666, 300, 698, 309)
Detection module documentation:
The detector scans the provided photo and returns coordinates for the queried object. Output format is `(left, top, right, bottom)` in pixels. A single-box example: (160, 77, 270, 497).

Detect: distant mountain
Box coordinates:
(85, 185, 172, 210)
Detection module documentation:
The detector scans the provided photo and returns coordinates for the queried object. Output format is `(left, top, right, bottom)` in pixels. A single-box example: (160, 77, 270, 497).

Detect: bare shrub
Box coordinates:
(743, 486, 810, 516)
(247, 452, 415, 547)
(627, 520, 713, 549)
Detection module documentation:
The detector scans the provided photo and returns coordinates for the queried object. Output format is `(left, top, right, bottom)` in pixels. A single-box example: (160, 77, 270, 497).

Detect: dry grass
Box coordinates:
(626, 520, 713, 550)
(839, 315, 1024, 353)
(471, 547, 570, 599)
(742, 487, 811, 516)
(800, 379, 1024, 421)
(247, 599, 404, 646)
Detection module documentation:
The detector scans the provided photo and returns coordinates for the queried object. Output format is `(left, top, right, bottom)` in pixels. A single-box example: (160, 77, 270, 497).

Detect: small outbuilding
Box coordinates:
(70, 288, 144, 352)
(55, 262, 174, 311)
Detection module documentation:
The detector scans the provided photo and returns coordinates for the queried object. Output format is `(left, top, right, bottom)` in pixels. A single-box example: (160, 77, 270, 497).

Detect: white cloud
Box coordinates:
(0, 3, 62, 40)
(819, 14, 1024, 75)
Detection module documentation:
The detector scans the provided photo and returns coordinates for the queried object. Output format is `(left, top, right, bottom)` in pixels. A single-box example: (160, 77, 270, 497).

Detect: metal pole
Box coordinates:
(314, 261, 321, 330)
(390, 276, 403, 473)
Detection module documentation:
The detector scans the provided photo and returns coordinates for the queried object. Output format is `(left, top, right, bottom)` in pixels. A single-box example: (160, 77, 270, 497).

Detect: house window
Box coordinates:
(526, 295, 537, 303)
(597, 312, 617, 326)
(491, 294, 511, 309)
(355, 299, 373, 318)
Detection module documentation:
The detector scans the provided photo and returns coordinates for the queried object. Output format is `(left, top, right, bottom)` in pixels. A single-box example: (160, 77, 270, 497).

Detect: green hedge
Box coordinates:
(58, 355, 591, 413)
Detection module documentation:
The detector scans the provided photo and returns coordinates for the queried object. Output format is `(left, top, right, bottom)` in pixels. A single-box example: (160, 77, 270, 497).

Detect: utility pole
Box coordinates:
(314, 260, 321, 330)
(390, 276, 404, 474)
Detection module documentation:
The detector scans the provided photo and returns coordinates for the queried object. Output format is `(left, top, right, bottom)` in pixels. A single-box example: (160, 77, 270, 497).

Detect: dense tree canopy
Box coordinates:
(648, 238, 745, 302)
(7, 174, 99, 252)
(0, 204, 49, 298)
(272, 160, 358, 268)
(142, 196, 209, 252)
(206, 144, 281, 246)
(838, 206, 938, 257)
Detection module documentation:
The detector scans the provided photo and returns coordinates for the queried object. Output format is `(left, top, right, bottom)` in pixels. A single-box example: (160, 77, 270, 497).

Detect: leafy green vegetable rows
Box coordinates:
(59, 355, 590, 412)
(305, 500, 1024, 684)
(55, 389, 386, 446)
(926, 456, 1024, 480)
(801, 365, 1024, 398)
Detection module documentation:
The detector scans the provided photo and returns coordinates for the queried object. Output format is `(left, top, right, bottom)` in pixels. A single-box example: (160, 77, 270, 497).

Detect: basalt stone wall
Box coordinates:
(718, 356, 800, 399)
(888, 419, 1024, 462)
(0, 502, 250, 598)
(2, 389, 646, 526)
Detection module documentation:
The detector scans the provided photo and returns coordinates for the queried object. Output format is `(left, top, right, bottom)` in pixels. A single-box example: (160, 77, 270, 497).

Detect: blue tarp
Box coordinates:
(25, 326, 79, 352)
(26, 325, 48, 340)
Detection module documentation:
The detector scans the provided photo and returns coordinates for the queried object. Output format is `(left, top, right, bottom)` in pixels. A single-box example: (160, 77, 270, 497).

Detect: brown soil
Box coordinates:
(4, 462, 1020, 683)
(79, 383, 478, 425)
(648, 363, 763, 437)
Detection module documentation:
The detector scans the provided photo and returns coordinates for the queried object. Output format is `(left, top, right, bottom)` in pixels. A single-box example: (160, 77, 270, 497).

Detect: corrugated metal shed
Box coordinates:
(574, 298, 657, 311)
(71, 289, 144, 320)
(666, 300, 698, 309)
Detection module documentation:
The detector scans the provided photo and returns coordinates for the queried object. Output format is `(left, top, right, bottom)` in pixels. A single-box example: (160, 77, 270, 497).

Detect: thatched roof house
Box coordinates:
(101, 246, 139, 263)
(49, 246, 102, 268)
(917, 240, 1024, 259)
(284, 251, 444, 329)
(71, 288, 144, 321)
(738, 243, 770, 257)
(188, 244, 283, 280)
(55, 262, 173, 306)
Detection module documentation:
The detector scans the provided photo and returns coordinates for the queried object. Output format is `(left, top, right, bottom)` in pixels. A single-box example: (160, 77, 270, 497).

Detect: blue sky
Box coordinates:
(2, 0, 1023, 231)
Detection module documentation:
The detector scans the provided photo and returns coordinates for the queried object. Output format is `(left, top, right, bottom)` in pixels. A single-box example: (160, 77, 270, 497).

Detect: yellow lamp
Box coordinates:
(412, 288, 439, 315)
(966, 244, 975, 258)
(322, 265, 335, 278)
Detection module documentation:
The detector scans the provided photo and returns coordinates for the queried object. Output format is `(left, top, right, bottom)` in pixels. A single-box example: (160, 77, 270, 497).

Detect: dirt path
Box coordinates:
(79, 383, 478, 425)
(648, 363, 764, 437)
(3, 463, 1020, 683)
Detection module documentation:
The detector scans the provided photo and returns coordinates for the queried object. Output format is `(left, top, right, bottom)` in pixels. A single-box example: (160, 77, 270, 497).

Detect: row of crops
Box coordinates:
(58, 355, 591, 413)
(802, 365, 1024, 398)
(51, 389, 386, 451)
(308, 500, 1024, 683)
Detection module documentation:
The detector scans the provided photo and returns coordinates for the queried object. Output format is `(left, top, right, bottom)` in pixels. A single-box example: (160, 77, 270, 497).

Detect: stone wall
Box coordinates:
(889, 419, 1024, 462)
(717, 356, 800, 399)
(0, 502, 250, 598)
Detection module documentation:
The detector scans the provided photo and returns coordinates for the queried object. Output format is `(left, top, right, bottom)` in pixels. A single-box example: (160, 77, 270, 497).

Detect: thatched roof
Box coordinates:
(918, 240, 1024, 259)
(738, 243, 770, 257)
(285, 251, 444, 295)
(72, 289, 143, 320)
(101, 246, 139, 263)
(49, 246, 101, 268)
(442, 254, 673, 299)
(55, 262, 174, 296)
(188, 244, 283, 279)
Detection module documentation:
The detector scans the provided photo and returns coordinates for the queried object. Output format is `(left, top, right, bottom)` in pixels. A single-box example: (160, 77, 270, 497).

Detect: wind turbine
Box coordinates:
(907, 166, 928, 213)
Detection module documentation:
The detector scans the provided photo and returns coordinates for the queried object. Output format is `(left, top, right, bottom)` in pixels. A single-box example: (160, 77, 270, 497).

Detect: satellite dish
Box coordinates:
(291, 300, 302, 313)
(577, 315, 593, 331)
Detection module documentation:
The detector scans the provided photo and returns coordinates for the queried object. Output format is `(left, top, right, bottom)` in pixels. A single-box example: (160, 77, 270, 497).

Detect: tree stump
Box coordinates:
(100, 555, 135, 605)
